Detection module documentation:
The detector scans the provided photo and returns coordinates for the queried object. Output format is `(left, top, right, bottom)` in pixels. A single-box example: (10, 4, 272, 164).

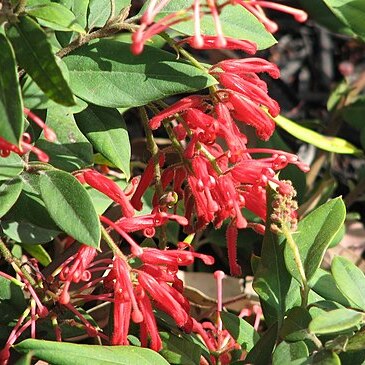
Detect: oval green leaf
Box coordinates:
(221, 311, 260, 351)
(88, 0, 131, 29)
(0, 33, 24, 145)
(274, 115, 361, 154)
(151, 0, 276, 50)
(27, 3, 85, 33)
(159, 332, 201, 365)
(309, 308, 363, 334)
(36, 105, 93, 171)
(39, 170, 100, 248)
(323, 0, 365, 41)
(0, 177, 23, 218)
(0, 153, 24, 181)
(14, 340, 170, 365)
(272, 341, 309, 365)
(6, 16, 75, 106)
(331, 256, 365, 310)
(284, 197, 346, 284)
(75, 105, 130, 179)
(21, 243, 52, 266)
(63, 39, 217, 108)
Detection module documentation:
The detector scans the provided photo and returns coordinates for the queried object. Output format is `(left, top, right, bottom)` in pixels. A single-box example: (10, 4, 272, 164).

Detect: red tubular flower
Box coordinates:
(81, 169, 134, 218)
(218, 73, 280, 117)
(130, 153, 165, 210)
(59, 245, 98, 304)
(135, 285, 162, 351)
(111, 293, 132, 345)
(227, 92, 276, 140)
(139, 247, 214, 267)
(232, 0, 307, 33)
(149, 95, 206, 129)
(137, 270, 191, 328)
(178, 35, 257, 54)
(214, 58, 280, 79)
(226, 222, 242, 276)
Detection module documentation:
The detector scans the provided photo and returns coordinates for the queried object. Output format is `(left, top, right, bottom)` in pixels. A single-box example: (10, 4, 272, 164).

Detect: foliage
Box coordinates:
(0, 1, 365, 364)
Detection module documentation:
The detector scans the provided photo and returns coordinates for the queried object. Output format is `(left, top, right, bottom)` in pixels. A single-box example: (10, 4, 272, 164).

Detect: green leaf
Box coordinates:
(284, 198, 346, 283)
(309, 268, 352, 307)
(63, 39, 217, 108)
(331, 256, 365, 310)
(0, 275, 27, 325)
(274, 115, 361, 154)
(253, 188, 300, 327)
(72, 0, 89, 30)
(272, 341, 309, 365)
(346, 330, 365, 352)
(159, 332, 201, 365)
(0, 152, 24, 181)
(88, 0, 131, 29)
(312, 350, 341, 365)
(0, 177, 23, 218)
(75, 105, 130, 179)
(0, 33, 24, 145)
(153, 0, 276, 50)
(342, 96, 365, 130)
(14, 352, 33, 365)
(280, 307, 312, 342)
(22, 243, 52, 266)
(299, 0, 356, 37)
(1, 172, 61, 244)
(309, 308, 363, 335)
(245, 322, 278, 365)
(220, 311, 259, 351)
(323, 0, 365, 41)
(35, 105, 93, 171)
(6, 16, 75, 106)
(14, 340, 170, 364)
(27, 3, 85, 33)
(39, 170, 101, 248)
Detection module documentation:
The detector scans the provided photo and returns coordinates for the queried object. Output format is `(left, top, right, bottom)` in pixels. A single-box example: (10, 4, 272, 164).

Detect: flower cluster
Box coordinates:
(131, 56, 308, 276)
(132, 0, 307, 54)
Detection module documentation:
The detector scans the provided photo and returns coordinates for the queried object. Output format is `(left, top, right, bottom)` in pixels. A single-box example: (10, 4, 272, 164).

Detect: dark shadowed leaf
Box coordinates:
(39, 170, 100, 248)
(245, 322, 278, 365)
(0, 33, 24, 145)
(280, 307, 312, 341)
(0, 275, 27, 325)
(75, 105, 130, 179)
(1, 172, 61, 244)
(159, 332, 201, 365)
(63, 39, 217, 108)
(323, 0, 365, 40)
(0, 177, 23, 218)
(6, 16, 75, 106)
(14, 340, 170, 364)
(221, 311, 259, 351)
(272, 341, 309, 365)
